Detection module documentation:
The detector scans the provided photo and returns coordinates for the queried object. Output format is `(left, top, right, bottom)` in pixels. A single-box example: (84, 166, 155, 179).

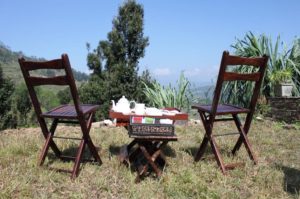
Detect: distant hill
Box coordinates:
(190, 84, 214, 99)
(0, 42, 89, 84)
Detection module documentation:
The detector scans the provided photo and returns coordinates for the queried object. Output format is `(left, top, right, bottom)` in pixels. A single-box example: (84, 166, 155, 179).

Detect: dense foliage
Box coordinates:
(81, 0, 151, 118)
(222, 32, 300, 107)
(0, 65, 15, 130)
(143, 72, 193, 111)
(57, 87, 72, 104)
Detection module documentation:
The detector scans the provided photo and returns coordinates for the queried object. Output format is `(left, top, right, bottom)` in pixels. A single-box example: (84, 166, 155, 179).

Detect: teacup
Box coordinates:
(134, 103, 145, 115)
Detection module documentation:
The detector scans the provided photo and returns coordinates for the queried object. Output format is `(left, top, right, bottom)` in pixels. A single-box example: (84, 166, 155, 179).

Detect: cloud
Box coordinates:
(184, 68, 203, 77)
(153, 68, 172, 77)
(184, 65, 219, 78)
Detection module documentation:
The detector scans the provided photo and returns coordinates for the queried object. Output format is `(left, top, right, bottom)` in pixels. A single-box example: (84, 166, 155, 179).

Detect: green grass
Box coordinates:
(0, 119, 299, 198)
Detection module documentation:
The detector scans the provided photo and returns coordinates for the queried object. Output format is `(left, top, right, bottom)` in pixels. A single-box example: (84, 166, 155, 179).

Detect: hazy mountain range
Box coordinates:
(0, 42, 89, 84)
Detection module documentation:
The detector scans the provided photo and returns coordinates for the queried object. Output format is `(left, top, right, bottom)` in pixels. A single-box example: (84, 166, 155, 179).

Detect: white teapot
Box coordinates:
(111, 96, 135, 114)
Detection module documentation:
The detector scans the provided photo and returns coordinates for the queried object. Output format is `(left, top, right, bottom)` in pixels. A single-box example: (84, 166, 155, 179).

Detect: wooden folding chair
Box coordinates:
(192, 51, 268, 174)
(18, 54, 102, 179)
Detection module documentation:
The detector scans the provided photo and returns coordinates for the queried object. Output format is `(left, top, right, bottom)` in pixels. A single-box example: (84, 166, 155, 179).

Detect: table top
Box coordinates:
(109, 110, 189, 121)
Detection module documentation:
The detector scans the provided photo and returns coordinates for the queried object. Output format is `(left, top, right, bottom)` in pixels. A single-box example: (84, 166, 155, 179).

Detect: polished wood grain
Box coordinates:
(19, 54, 102, 179)
(191, 104, 250, 115)
(114, 108, 187, 182)
(192, 51, 268, 174)
(109, 110, 188, 127)
(28, 76, 68, 86)
(21, 59, 64, 70)
(42, 104, 99, 119)
(223, 72, 261, 81)
(225, 54, 267, 67)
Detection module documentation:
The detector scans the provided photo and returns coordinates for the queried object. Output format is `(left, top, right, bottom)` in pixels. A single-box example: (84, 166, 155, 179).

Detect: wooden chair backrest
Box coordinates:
(18, 54, 83, 117)
(211, 51, 269, 117)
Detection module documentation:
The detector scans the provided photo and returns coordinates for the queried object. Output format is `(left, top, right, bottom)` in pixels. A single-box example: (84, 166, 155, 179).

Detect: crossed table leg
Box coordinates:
(119, 136, 177, 182)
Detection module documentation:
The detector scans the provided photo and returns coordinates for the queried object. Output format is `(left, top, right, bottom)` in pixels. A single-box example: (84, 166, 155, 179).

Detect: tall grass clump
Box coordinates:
(142, 72, 193, 111)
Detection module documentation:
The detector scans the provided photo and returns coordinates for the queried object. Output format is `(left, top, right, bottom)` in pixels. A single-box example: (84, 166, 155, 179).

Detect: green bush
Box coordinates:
(0, 65, 15, 130)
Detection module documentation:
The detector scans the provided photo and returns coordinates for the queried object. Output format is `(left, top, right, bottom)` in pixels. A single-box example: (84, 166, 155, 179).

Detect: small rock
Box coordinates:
(91, 122, 101, 128)
(256, 116, 264, 121)
(103, 119, 114, 126)
(92, 120, 116, 128)
(188, 119, 201, 125)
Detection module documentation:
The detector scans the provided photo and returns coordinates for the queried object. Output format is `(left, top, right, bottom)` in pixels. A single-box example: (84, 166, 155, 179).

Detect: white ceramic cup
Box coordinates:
(134, 103, 145, 115)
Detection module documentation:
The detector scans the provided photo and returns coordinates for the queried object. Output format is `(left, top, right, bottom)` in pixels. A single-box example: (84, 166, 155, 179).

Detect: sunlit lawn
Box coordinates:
(0, 119, 299, 198)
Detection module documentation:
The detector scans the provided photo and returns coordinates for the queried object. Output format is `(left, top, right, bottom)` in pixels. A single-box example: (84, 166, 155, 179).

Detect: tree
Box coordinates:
(57, 87, 71, 104)
(0, 64, 15, 130)
(100, 0, 149, 101)
(15, 84, 32, 116)
(79, 75, 109, 119)
(12, 83, 32, 126)
(83, 0, 150, 118)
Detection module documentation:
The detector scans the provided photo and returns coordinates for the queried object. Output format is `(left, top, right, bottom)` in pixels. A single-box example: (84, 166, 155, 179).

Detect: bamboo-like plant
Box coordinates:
(222, 32, 300, 107)
(142, 72, 192, 111)
(289, 38, 300, 90)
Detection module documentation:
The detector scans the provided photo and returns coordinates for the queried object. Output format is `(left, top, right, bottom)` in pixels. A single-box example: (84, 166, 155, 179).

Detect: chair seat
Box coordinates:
(41, 104, 99, 119)
(192, 104, 250, 115)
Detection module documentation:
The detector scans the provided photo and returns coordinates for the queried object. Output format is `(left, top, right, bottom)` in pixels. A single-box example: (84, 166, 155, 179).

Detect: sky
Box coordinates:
(1, 0, 300, 86)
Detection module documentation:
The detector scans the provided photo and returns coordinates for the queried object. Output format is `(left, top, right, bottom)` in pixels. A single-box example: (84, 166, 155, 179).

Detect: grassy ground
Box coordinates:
(0, 119, 299, 198)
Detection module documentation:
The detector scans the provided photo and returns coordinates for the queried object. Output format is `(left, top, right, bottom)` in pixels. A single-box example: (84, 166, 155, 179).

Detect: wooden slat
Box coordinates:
(48, 167, 73, 174)
(109, 110, 188, 121)
(22, 59, 64, 70)
(226, 55, 266, 67)
(41, 104, 99, 119)
(28, 75, 68, 86)
(130, 134, 178, 141)
(59, 156, 97, 163)
(223, 72, 260, 81)
(191, 104, 250, 115)
(57, 120, 79, 124)
(214, 132, 240, 137)
(52, 136, 82, 140)
(214, 117, 234, 122)
(224, 162, 245, 170)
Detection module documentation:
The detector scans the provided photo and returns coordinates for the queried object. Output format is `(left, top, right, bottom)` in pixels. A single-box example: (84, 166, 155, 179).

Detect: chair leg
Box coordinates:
(195, 112, 210, 161)
(85, 138, 102, 165)
(38, 119, 59, 166)
(196, 111, 227, 174)
(209, 135, 227, 174)
(195, 136, 209, 162)
(39, 119, 61, 157)
(81, 114, 102, 165)
(71, 139, 86, 179)
(232, 137, 242, 155)
(232, 115, 258, 164)
(38, 133, 52, 166)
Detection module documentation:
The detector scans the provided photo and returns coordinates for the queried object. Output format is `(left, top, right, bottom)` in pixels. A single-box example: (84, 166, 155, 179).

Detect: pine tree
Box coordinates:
(0, 64, 15, 130)
(82, 0, 150, 118)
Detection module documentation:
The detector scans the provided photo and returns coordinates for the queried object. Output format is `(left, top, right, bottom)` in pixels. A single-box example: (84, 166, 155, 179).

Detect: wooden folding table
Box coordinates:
(109, 110, 188, 182)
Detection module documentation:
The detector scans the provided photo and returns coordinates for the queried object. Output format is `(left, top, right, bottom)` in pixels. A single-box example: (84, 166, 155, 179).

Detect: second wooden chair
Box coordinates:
(192, 51, 268, 174)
